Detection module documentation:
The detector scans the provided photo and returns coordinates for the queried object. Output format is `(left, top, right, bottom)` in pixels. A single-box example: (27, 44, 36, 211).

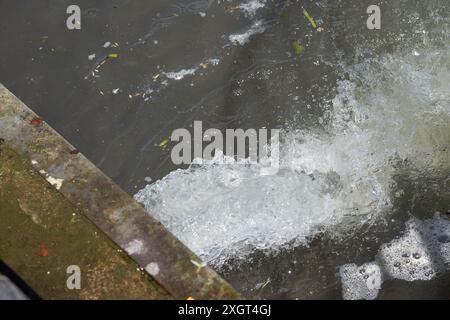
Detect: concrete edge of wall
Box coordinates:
(0, 83, 242, 300)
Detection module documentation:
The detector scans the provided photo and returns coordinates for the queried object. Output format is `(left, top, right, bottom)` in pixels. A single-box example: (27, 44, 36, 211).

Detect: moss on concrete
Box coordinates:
(0, 143, 171, 300)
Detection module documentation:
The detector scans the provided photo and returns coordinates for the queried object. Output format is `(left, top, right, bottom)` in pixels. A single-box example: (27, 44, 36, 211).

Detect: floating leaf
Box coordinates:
(303, 9, 318, 29)
(158, 138, 170, 150)
(108, 53, 119, 59)
(199, 63, 209, 69)
(292, 40, 304, 55)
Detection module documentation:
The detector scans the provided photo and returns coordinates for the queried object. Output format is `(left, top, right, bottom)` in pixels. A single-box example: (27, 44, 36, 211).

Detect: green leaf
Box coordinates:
(292, 40, 304, 55)
(158, 138, 170, 150)
(303, 9, 318, 29)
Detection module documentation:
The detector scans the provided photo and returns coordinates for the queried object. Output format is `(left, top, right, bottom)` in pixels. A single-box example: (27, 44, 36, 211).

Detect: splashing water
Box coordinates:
(135, 15, 450, 267)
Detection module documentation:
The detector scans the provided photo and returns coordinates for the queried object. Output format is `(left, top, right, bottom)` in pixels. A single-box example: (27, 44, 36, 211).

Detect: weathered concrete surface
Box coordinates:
(0, 144, 171, 299)
(0, 83, 242, 300)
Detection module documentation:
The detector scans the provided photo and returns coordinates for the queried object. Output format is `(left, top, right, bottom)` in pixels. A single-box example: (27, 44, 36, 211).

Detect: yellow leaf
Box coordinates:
(303, 9, 318, 29)
(158, 139, 170, 149)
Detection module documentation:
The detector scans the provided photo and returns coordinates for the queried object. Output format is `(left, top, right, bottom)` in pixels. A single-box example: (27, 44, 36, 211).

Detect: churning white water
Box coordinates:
(135, 43, 450, 267)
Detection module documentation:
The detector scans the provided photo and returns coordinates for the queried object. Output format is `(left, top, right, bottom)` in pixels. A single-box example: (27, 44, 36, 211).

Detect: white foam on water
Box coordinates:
(340, 214, 450, 300)
(229, 20, 266, 45)
(340, 262, 384, 300)
(163, 67, 198, 80)
(238, 0, 266, 16)
(135, 45, 450, 267)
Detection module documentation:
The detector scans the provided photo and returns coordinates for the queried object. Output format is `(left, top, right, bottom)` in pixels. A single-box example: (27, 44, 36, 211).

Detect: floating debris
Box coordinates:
(158, 138, 170, 150)
(303, 9, 318, 29)
(85, 51, 120, 79)
(40, 36, 49, 43)
(88, 54, 96, 61)
(112, 88, 120, 94)
(128, 93, 142, 99)
(291, 40, 304, 55)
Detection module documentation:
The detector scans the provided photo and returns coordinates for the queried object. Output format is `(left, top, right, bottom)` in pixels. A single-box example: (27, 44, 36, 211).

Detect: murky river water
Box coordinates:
(1, 0, 450, 299)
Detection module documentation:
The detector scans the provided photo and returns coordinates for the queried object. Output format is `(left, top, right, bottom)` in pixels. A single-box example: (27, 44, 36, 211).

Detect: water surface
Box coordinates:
(1, 0, 449, 299)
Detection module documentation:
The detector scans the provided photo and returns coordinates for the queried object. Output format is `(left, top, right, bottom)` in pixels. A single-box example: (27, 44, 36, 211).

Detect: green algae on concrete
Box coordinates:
(0, 83, 242, 299)
(0, 143, 171, 299)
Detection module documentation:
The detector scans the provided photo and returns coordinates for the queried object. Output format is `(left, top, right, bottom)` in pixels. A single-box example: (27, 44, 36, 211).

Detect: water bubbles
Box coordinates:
(424, 269, 435, 277)
(438, 234, 450, 243)
(339, 263, 382, 300)
(340, 215, 450, 300)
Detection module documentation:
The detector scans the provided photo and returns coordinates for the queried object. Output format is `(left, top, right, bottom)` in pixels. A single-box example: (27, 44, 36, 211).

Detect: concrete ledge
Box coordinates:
(0, 144, 171, 299)
(0, 83, 241, 300)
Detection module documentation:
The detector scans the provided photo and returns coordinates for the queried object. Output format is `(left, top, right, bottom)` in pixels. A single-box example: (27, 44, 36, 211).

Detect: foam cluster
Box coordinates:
(340, 214, 450, 300)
